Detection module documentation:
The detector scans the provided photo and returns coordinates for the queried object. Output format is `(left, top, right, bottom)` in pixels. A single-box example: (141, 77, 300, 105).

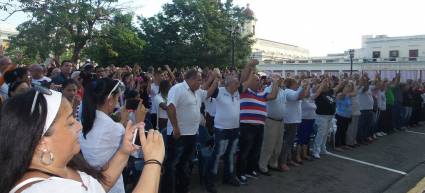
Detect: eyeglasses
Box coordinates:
(30, 85, 52, 114)
(107, 80, 125, 99)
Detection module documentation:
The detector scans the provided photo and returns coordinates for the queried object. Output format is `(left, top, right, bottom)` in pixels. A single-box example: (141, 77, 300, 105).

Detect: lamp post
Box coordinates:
(349, 49, 355, 76)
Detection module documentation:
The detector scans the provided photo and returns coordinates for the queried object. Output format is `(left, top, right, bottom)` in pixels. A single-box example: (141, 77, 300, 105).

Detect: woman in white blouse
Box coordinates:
(0, 86, 164, 193)
(79, 78, 147, 193)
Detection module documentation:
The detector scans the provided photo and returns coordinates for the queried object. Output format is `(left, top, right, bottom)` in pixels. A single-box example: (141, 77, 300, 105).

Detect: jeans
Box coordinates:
(237, 123, 264, 176)
(312, 115, 334, 155)
(357, 110, 374, 142)
(207, 128, 239, 179)
(259, 118, 284, 172)
(392, 104, 402, 129)
(402, 106, 413, 127)
(162, 135, 196, 193)
(335, 114, 351, 147)
(279, 123, 299, 165)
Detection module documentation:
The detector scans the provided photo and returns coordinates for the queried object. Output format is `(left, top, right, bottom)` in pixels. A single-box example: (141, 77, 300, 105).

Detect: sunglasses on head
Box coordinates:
(30, 85, 52, 114)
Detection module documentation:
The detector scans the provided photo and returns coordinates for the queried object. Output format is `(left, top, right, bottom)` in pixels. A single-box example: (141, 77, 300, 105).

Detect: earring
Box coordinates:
(40, 149, 54, 165)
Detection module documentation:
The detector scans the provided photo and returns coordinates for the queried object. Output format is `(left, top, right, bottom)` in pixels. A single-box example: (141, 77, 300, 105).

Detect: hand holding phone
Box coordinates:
(132, 122, 146, 146)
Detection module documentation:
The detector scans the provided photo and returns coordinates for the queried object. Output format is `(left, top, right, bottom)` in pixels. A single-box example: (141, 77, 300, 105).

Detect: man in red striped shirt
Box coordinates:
(236, 59, 281, 184)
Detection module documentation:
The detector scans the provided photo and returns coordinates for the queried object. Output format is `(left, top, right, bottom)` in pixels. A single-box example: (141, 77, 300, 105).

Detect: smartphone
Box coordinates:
(132, 128, 149, 146)
(126, 99, 140, 110)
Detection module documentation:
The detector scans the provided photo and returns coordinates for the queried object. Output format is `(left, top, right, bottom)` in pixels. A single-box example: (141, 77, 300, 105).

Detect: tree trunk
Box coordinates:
(71, 44, 83, 64)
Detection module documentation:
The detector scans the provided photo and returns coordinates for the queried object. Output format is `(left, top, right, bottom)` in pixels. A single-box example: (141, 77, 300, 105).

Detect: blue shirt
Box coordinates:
(336, 96, 352, 118)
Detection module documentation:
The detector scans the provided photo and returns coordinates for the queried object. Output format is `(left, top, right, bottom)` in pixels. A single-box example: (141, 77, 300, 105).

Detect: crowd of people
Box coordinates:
(0, 54, 425, 193)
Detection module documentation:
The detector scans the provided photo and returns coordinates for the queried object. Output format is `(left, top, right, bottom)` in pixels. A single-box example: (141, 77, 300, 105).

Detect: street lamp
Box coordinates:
(227, 23, 240, 67)
(348, 49, 355, 76)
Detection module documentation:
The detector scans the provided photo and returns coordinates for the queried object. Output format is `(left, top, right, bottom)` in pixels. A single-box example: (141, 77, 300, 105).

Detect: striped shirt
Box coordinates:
(240, 88, 268, 125)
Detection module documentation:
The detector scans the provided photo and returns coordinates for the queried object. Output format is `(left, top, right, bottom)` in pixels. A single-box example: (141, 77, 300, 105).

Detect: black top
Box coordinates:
(315, 89, 336, 115)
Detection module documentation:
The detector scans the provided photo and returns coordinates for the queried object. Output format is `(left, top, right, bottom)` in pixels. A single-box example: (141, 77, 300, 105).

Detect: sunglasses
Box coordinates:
(30, 85, 52, 114)
(107, 80, 125, 99)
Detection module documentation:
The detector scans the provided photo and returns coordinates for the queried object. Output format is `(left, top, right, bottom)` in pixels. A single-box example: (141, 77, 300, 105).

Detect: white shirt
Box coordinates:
(204, 97, 216, 116)
(282, 87, 303, 124)
(79, 110, 125, 193)
(10, 171, 105, 193)
(150, 83, 160, 113)
(154, 94, 168, 119)
(0, 82, 8, 99)
(166, 81, 208, 135)
(301, 97, 317, 120)
(264, 85, 285, 120)
(377, 90, 387, 111)
(213, 87, 240, 129)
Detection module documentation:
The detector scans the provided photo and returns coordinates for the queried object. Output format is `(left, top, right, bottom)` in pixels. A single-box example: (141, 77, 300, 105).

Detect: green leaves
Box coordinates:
(6, 0, 119, 63)
(83, 13, 145, 66)
(139, 0, 254, 68)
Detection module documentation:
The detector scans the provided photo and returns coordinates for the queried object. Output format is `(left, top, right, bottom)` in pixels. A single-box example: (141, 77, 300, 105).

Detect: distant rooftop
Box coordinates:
(256, 38, 299, 48)
(0, 22, 18, 34)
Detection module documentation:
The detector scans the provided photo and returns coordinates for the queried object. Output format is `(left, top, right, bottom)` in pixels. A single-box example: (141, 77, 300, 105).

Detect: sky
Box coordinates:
(1, 0, 425, 56)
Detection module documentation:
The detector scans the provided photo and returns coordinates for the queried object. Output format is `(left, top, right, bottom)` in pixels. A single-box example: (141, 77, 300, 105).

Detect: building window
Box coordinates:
(409, 49, 418, 61)
(372, 51, 380, 62)
(389, 50, 399, 61)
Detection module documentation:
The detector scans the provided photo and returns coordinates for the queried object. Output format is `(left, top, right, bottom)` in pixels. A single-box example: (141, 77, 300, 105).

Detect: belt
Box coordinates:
(267, 117, 283, 122)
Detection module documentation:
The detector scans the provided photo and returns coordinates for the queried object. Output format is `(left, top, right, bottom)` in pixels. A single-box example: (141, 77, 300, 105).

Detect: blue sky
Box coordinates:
(1, 0, 425, 56)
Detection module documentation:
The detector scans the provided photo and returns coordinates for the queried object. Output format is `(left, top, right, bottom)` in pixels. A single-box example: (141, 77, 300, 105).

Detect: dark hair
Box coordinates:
(184, 69, 199, 80)
(82, 78, 120, 138)
(4, 67, 28, 84)
(0, 90, 103, 192)
(63, 79, 78, 89)
(8, 81, 28, 97)
(284, 78, 297, 89)
(159, 80, 171, 99)
(61, 60, 72, 66)
(122, 72, 132, 85)
(124, 89, 139, 100)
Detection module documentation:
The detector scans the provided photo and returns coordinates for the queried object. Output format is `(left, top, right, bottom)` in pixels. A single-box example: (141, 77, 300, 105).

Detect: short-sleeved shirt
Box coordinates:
(212, 87, 240, 129)
(150, 83, 159, 113)
(240, 88, 268, 125)
(154, 94, 168, 119)
(264, 85, 285, 120)
(166, 81, 208, 135)
(282, 87, 303, 124)
(315, 89, 336, 115)
(79, 110, 125, 193)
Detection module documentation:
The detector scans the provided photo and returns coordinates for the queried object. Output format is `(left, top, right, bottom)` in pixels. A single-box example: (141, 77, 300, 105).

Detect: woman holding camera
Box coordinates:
(0, 87, 164, 193)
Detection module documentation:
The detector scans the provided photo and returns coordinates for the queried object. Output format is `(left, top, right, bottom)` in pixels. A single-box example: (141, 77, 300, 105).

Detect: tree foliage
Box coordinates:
(3, 0, 119, 63)
(84, 13, 145, 66)
(139, 0, 254, 68)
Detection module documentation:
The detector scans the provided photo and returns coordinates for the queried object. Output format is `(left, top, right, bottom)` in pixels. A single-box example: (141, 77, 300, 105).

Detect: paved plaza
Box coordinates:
(191, 126, 425, 193)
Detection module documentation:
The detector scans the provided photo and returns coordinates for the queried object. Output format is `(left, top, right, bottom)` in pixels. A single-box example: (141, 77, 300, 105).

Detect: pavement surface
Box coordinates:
(190, 126, 425, 193)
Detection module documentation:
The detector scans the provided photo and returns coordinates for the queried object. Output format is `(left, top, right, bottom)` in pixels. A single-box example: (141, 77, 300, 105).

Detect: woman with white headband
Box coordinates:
(0, 86, 164, 193)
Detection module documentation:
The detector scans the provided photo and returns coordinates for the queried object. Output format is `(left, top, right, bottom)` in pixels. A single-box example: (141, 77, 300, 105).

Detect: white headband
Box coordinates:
(42, 90, 62, 136)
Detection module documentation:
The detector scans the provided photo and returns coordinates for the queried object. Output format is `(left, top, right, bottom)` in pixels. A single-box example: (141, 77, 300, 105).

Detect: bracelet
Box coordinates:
(144, 159, 162, 167)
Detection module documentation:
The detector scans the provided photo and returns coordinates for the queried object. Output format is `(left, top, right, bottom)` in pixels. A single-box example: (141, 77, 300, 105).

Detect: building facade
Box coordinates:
(0, 23, 18, 49)
(257, 34, 425, 82)
(242, 5, 310, 64)
(360, 35, 425, 62)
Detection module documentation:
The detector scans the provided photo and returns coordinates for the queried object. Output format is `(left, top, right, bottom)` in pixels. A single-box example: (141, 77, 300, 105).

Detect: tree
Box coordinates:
(3, 0, 119, 63)
(6, 18, 71, 63)
(84, 13, 145, 66)
(139, 0, 254, 68)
